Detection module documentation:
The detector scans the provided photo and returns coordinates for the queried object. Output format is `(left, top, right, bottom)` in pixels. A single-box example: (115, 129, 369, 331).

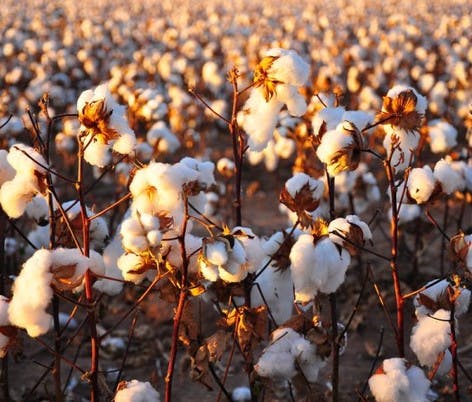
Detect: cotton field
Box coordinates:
(0, 0, 471, 401)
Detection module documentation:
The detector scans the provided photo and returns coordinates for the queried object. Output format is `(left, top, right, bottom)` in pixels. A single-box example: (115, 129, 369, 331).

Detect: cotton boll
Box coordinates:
(385, 85, 427, 114)
(342, 110, 373, 131)
(428, 120, 457, 153)
(382, 127, 419, 172)
(413, 279, 470, 318)
(434, 159, 465, 194)
(8, 249, 54, 337)
(25, 194, 49, 223)
(407, 166, 436, 204)
(312, 107, 345, 136)
(369, 358, 431, 402)
(117, 253, 151, 284)
(410, 309, 452, 374)
(0, 175, 38, 218)
(114, 380, 160, 402)
(233, 227, 265, 274)
(241, 87, 283, 151)
(83, 137, 112, 168)
(205, 241, 229, 266)
(113, 132, 136, 155)
(316, 128, 354, 176)
(276, 84, 307, 116)
(264, 48, 310, 87)
(7, 143, 48, 175)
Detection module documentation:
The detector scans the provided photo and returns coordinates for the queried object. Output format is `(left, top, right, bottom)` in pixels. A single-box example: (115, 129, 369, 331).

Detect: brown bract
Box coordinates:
(253, 56, 282, 102)
(50, 263, 83, 291)
(270, 230, 296, 272)
(79, 99, 120, 144)
(377, 90, 423, 132)
(279, 182, 323, 228)
(449, 232, 469, 265)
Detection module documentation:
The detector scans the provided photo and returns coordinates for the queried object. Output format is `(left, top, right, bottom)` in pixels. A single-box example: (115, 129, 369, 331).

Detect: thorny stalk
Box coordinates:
(165, 193, 190, 402)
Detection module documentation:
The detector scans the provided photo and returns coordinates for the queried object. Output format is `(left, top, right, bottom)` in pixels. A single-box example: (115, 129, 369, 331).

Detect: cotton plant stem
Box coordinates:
(77, 142, 99, 402)
(165, 195, 190, 402)
(325, 170, 340, 402)
(440, 200, 449, 276)
(449, 290, 460, 401)
(384, 159, 404, 357)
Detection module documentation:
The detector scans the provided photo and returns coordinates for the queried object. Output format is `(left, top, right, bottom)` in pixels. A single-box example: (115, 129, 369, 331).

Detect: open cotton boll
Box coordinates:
(290, 235, 350, 302)
(434, 159, 465, 194)
(83, 136, 112, 168)
(205, 241, 229, 266)
(0, 296, 11, 357)
(264, 48, 310, 87)
(328, 215, 372, 253)
(316, 128, 354, 176)
(385, 85, 427, 114)
(407, 166, 436, 204)
(113, 132, 136, 155)
(233, 227, 265, 274)
(0, 175, 39, 219)
(382, 127, 419, 172)
(117, 253, 149, 284)
(342, 110, 373, 131)
(8, 249, 54, 337)
(413, 279, 470, 318)
(179, 157, 215, 187)
(276, 84, 307, 116)
(251, 262, 294, 325)
(241, 87, 283, 151)
(7, 143, 48, 175)
(369, 358, 431, 402)
(428, 120, 457, 153)
(285, 172, 324, 200)
(25, 194, 49, 223)
(0, 150, 15, 186)
(114, 380, 160, 402)
(410, 309, 452, 375)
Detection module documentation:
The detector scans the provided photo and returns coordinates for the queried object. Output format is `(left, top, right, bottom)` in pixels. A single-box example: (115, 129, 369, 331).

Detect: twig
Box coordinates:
(359, 327, 384, 401)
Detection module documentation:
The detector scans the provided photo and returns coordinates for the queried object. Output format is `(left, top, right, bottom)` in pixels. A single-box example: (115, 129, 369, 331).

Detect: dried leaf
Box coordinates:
(377, 90, 423, 132)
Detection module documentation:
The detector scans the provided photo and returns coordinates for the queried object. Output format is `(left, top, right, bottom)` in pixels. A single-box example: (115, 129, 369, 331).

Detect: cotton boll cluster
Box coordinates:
(368, 358, 431, 402)
(427, 120, 457, 154)
(77, 83, 136, 168)
(0, 143, 48, 219)
(8, 248, 104, 337)
(289, 222, 351, 302)
(240, 48, 309, 151)
(114, 380, 160, 402)
(255, 327, 326, 382)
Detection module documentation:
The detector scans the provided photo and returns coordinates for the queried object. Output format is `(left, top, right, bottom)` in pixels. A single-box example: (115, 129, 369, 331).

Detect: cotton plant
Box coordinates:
(0, 143, 48, 219)
(8, 248, 105, 337)
(255, 327, 326, 383)
(240, 48, 310, 151)
(378, 85, 427, 172)
(77, 83, 136, 167)
(114, 380, 160, 402)
(368, 358, 432, 402)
